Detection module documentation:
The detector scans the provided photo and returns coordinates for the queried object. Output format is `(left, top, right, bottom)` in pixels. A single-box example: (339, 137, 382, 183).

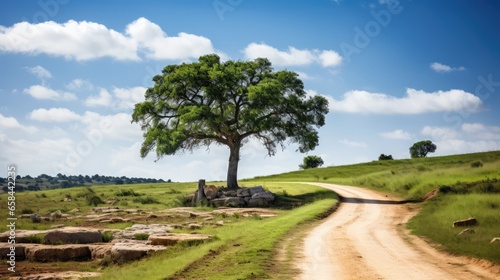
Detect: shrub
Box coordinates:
(470, 161, 483, 168)
(102, 232, 114, 243)
(115, 189, 141, 197)
(134, 233, 149, 240)
(86, 195, 104, 206)
(21, 209, 34, 214)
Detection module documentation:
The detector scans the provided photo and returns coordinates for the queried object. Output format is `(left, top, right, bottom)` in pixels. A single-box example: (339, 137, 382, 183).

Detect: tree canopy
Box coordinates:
(378, 154, 393, 160)
(299, 155, 325, 169)
(132, 54, 329, 189)
(409, 140, 437, 158)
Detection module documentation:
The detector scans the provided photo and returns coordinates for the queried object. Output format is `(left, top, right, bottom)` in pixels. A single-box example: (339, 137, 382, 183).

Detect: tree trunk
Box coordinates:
(227, 141, 241, 189)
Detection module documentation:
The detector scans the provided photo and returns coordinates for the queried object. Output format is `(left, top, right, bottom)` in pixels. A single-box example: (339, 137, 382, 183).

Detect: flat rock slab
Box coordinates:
(44, 227, 102, 244)
(148, 233, 214, 246)
(114, 224, 174, 239)
(9, 271, 101, 280)
(0, 242, 27, 260)
(212, 207, 278, 217)
(111, 243, 166, 262)
(25, 244, 92, 262)
(0, 230, 48, 243)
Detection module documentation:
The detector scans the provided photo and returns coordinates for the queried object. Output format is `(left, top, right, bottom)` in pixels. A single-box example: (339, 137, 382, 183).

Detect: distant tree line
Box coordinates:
(0, 173, 170, 193)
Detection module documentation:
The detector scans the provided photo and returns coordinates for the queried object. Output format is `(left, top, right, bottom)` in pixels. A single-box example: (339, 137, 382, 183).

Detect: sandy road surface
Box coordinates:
(298, 183, 499, 280)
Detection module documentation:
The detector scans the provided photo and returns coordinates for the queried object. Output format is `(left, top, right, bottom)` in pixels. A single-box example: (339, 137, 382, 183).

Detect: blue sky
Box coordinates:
(1, 0, 499, 182)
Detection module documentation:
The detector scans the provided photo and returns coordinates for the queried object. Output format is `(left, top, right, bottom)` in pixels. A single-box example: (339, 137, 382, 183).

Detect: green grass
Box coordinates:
(96, 184, 337, 280)
(408, 193, 500, 263)
(251, 150, 500, 264)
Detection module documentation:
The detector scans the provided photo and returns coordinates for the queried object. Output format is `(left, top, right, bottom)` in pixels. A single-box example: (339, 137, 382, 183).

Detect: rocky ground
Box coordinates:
(0, 198, 278, 280)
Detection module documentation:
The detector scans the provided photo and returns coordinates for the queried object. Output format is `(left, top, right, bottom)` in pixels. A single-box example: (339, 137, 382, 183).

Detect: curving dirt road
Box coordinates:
(298, 183, 499, 280)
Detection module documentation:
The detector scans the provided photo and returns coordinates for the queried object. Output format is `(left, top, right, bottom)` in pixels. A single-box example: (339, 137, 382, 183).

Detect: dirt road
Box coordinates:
(298, 183, 499, 280)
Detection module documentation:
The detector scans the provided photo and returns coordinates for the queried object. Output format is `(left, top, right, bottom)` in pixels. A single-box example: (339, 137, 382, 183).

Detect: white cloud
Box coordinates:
(319, 50, 342, 67)
(126, 17, 219, 60)
(23, 85, 76, 101)
(81, 112, 140, 140)
(0, 113, 37, 133)
(421, 126, 459, 140)
(0, 18, 220, 61)
(339, 139, 367, 148)
(113, 87, 146, 109)
(434, 139, 500, 155)
(461, 123, 500, 140)
(25, 65, 52, 80)
(329, 88, 482, 114)
(379, 129, 412, 140)
(243, 43, 342, 67)
(430, 62, 465, 73)
(84, 89, 113, 107)
(66, 79, 94, 91)
(28, 108, 81, 122)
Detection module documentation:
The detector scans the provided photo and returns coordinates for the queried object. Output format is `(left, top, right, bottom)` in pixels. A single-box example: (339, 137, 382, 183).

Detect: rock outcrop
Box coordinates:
(44, 227, 102, 244)
(201, 185, 275, 207)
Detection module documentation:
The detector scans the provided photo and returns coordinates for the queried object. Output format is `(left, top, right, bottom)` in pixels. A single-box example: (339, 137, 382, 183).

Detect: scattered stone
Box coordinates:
(215, 220, 224, 227)
(236, 188, 250, 197)
(9, 271, 101, 280)
(30, 213, 42, 223)
(44, 227, 102, 244)
(69, 208, 80, 213)
(148, 214, 158, 219)
(203, 185, 219, 199)
(248, 186, 265, 196)
(50, 210, 63, 219)
(458, 228, 475, 235)
(148, 233, 213, 246)
(211, 197, 245, 207)
(453, 217, 478, 227)
(204, 216, 214, 221)
(111, 243, 165, 262)
(114, 224, 173, 239)
(0, 230, 48, 243)
(100, 217, 129, 223)
(188, 223, 202, 230)
(25, 244, 92, 262)
(491, 237, 500, 244)
(89, 244, 113, 259)
(0, 243, 26, 260)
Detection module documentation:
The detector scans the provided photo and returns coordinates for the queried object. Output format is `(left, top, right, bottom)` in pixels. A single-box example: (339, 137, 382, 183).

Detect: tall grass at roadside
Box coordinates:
(408, 193, 500, 263)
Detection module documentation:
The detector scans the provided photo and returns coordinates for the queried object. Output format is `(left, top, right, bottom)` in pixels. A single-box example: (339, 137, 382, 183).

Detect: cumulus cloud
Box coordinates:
(461, 123, 500, 140)
(23, 85, 76, 101)
(379, 129, 412, 140)
(0, 113, 37, 133)
(66, 79, 94, 91)
(421, 126, 459, 140)
(430, 62, 465, 73)
(0, 17, 219, 61)
(329, 88, 482, 114)
(84, 89, 113, 107)
(243, 43, 342, 67)
(28, 108, 81, 122)
(25, 65, 52, 80)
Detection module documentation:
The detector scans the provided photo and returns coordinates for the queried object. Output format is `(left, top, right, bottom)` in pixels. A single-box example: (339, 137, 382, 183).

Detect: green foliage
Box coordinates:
(378, 154, 393, 160)
(133, 196, 160, 204)
(25, 234, 45, 244)
(132, 54, 329, 188)
(21, 208, 34, 214)
(470, 161, 483, 168)
(102, 232, 114, 243)
(86, 195, 104, 206)
(299, 155, 324, 169)
(409, 140, 437, 158)
(134, 233, 150, 240)
(115, 189, 141, 197)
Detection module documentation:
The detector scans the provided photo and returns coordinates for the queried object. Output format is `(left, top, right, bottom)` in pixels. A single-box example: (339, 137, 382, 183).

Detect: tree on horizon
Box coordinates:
(132, 54, 329, 189)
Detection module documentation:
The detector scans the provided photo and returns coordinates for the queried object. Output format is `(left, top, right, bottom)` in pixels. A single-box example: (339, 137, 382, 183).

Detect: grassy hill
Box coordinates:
(248, 150, 500, 264)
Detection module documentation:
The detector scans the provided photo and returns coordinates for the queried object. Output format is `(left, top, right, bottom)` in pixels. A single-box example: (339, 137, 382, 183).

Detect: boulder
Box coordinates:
(0, 243, 26, 260)
(44, 227, 102, 244)
(236, 188, 250, 197)
(248, 198, 270, 207)
(211, 197, 245, 207)
(458, 228, 475, 235)
(203, 185, 219, 199)
(453, 217, 478, 227)
(248, 186, 265, 196)
(31, 213, 42, 223)
(111, 243, 165, 262)
(251, 191, 275, 201)
(148, 233, 213, 246)
(188, 223, 202, 230)
(25, 244, 91, 262)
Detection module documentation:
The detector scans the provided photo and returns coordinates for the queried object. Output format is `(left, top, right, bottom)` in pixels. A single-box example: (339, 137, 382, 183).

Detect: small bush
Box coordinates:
(470, 161, 483, 168)
(86, 195, 104, 206)
(25, 234, 45, 244)
(21, 209, 34, 214)
(134, 233, 150, 240)
(116, 189, 141, 197)
(102, 232, 114, 243)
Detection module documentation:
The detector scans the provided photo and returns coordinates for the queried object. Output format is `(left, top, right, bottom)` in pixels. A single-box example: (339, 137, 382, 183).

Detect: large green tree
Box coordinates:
(299, 155, 324, 169)
(409, 140, 437, 158)
(132, 54, 329, 189)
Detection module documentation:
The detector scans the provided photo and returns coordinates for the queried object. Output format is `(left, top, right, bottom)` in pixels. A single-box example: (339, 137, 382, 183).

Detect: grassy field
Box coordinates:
(0, 181, 338, 279)
(250, 151, 500, 264)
